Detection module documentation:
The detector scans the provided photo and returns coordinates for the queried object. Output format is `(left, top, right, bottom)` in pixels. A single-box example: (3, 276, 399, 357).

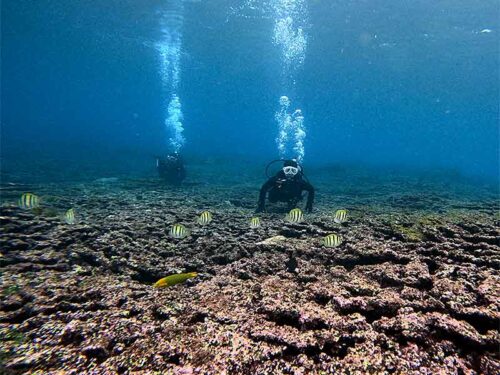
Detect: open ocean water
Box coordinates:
(1, 1, 499, 374)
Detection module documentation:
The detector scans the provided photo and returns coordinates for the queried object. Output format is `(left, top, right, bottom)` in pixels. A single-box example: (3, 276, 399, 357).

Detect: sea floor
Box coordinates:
(0, 163, 499, 374)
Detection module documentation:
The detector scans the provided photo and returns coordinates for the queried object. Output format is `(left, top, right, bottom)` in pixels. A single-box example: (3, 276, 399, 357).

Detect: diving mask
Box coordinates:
(283, 166, 299, 177)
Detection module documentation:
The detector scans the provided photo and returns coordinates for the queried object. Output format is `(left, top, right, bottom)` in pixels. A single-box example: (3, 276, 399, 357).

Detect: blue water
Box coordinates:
(1, 0, 499, 182)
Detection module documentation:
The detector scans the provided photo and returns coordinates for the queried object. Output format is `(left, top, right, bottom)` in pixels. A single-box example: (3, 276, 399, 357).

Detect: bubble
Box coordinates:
(157, 1, 186, 152)
(157, 2, 184, 91)
(272, 0, 308, 71)
(165, 95, 185, 153)
(229, 2, 308, 161)
(279, 95, 290, 107)
(275, 96, 305, 162)
(273, 16, 307, 68)
(272, 1, 308, 162)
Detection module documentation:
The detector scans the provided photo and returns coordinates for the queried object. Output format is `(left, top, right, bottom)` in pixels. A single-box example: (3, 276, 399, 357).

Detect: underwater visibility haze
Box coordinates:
(2, 0, 499, 178)
(1, 0, 499, 374)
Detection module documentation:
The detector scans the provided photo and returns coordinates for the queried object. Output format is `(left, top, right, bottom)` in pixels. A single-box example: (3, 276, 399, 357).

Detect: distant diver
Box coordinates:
(256, 159, 314, 213)
(156, 152, 186, 185)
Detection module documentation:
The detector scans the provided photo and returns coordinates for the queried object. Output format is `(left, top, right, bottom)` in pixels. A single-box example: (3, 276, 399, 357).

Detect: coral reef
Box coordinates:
(0, 168, 498, 374)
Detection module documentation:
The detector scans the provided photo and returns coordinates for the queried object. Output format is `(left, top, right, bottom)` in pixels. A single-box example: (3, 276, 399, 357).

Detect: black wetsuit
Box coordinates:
(257, 171, 314, 213)
(157, 154, 186, 185)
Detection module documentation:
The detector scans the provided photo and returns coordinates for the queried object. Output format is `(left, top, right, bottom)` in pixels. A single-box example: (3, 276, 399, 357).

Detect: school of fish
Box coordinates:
(15, 193, 350, 288)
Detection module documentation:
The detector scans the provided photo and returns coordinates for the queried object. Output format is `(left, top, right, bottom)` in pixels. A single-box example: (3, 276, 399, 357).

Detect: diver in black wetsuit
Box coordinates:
(156, 153, 186, 185)
(256, 159, 315, 213)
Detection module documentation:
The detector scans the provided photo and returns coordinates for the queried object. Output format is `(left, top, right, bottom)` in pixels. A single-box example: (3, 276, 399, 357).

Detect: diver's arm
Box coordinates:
(303, 181, 315, 213)
(256, 177, 275, 212)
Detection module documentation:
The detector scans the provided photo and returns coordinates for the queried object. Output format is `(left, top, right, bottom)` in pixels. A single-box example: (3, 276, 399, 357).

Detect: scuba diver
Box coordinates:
(156, 152, 186, 185)
(256, 159, 314, 213)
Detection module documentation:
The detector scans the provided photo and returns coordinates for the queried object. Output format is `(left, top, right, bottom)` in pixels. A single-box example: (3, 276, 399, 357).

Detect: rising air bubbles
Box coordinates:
(276, 96, 305, 162)
(166, 94, 185, 153)
(272, 0, 308, 162)
(157, 0, 185, 153)
(273, 15, 307, 70)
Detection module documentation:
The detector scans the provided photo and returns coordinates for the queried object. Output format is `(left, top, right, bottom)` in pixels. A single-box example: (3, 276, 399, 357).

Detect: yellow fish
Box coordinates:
(64, 208, 76, 224)
(334, 209, 348, 224)
(18, 193, 40, 209)
(286, 208, 304, 223)
(169, 223, 189, 239)
(323, 233, 342, 247)
(153, 272, 198, 288)
(250, 217, 261, 228)
(197, 211, 213, 225)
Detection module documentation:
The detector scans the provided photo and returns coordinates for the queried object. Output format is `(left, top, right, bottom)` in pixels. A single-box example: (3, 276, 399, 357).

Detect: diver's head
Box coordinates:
(283, 159, 300, 178)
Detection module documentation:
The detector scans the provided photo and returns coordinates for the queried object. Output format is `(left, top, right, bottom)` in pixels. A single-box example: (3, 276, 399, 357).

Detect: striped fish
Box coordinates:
(286, 208, 304, 223)
(334, 209, 348, 224)
(153, 272, 198, 288)
(197, 210, 213, 225)
(250, 217, 261, 229)
(18, 193, 40, 209)
(323, 233, 342, 248)
(64, 208, 76, 224)
(169, 223, 189, 239)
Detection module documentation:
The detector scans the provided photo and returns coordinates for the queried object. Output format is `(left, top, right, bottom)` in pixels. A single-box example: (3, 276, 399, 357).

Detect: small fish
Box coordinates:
(286, 208, 304, 223)
(18, 193, 40, 209)
(323, 233, 342, 248)
(197, 211, 213, 225)
(153, 272, 198, 288)
(250, 217, 261, 228)
(334, 209, 348, 224)
(169, 223, 189, 239)
(64, 208, 76, 224)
